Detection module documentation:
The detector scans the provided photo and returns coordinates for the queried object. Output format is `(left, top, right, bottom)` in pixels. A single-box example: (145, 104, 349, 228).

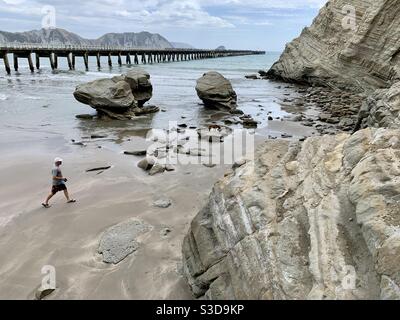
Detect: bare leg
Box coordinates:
(63, 190, 71, 202)
(44, 193, 55, 205)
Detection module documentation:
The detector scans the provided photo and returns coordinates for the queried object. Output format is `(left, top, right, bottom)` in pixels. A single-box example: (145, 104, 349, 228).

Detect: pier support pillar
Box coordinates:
(49, 53, 55, 70)
(84, 53, 89, 70)
(54, 54, 58, 69)
(72, 54, 76, 70)
(35, 53, 40, 70)
(108, 54, 112, 67)
(134, 53, 139, 64)
(3, 54, 10, 74)
(126, 54, 131, 65)
(96, 53, 101, 69)
(118, 53, 122, 66)
(142, 53, 146, 64)
(67, 53, 73, 70)
(27, 53, 34, 73)
(13, 54, 18, 72)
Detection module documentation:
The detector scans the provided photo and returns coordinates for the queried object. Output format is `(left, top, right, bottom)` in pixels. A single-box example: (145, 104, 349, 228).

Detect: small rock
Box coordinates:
(245, 74, 259, 80)
(76, 114, 94, 120)
(35, 287, 55, 300)
(154, 199, 172, 208)
(138, 158, 155, 171)
(91, 134, 107, 139)
(149, 163, 166, 176)
(124, 150, 147, 156)
(233, 158, 247, 169)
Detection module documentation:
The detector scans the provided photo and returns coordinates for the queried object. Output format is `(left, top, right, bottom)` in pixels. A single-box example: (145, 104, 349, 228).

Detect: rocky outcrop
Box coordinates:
(73, 68, 156, 119)
(357, 82, 400, 130)
(266, 0, 400, 91)
(183, 128, 400, 300)
(196, 72, 238, 111)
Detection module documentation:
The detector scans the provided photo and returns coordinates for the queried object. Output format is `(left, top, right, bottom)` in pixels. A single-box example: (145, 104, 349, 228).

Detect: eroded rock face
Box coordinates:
(73, 68, 155, 119)
(182, 128, 400, 300)
(74, 78, 136, 111)
(357, 82, 400, 130)
(124, 68, 153, 107)
(196, 72, 238, 110)
(266, 0, 400, 91)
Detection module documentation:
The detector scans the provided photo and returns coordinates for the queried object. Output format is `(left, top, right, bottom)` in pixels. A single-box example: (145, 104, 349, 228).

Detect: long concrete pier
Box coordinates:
(0, 44, 265, 74)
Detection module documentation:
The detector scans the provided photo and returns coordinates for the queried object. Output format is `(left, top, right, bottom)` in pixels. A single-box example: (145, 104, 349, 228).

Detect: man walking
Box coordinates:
(42, 157, 76, 208)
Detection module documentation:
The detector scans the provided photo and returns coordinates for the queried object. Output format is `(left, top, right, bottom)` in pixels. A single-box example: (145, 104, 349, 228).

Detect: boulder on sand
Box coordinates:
(73, 68, 156, 119)
(196, 72, 238, 111)
(74, 78, 136, 111)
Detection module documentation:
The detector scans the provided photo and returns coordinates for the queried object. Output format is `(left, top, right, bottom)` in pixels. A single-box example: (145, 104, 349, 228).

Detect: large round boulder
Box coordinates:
(196, 71, 237, 110)
(74, 78, 136, 111)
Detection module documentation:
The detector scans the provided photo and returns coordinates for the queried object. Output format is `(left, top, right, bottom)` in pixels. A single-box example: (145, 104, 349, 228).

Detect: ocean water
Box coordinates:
(0, 52, 297, 147)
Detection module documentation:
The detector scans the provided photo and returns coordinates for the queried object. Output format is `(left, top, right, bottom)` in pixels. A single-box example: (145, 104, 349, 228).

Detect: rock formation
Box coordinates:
(356, 82, 400, 130)
(183, 128, 400, 300)
(266, 0, 400, 92)
(183, 0, 400, 300)
(196, 72, 238, 111)
(124, 69, 153, 107)
(73, 68, 158, 119)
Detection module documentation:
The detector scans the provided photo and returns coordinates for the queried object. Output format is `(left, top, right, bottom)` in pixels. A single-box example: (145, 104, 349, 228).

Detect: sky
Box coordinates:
(0, 0, 328, 51)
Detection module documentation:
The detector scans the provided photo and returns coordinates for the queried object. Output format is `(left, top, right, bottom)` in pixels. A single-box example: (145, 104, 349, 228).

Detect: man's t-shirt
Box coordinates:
(52, 167, 65, 186)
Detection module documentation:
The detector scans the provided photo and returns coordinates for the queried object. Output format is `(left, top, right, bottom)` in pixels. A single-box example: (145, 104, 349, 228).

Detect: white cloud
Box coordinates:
(0, 0, 328, 32)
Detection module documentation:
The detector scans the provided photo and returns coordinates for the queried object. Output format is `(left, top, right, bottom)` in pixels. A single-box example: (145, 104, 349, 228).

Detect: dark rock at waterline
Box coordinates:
(196, 71, 238, 111)
(245, 74, 259, 80)
(86, 166, 112, 172)
(76, 114, 94, 120)
(124, 150, 147, 156)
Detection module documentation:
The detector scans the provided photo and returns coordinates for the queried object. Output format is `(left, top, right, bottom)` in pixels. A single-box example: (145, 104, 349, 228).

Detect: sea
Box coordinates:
(0, 52, 304, 151)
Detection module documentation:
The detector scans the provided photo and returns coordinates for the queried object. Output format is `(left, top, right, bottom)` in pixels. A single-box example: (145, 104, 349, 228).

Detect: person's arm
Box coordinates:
(53, 170, 67, 181)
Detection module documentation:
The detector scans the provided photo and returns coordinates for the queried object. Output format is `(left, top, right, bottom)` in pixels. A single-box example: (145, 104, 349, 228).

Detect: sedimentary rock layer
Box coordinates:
(182, 128, 400, 300)
(267, 0, 400, 91)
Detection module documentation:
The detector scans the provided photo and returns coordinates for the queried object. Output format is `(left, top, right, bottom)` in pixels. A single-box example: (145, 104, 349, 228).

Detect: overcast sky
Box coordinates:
(0, 0, 328, 50)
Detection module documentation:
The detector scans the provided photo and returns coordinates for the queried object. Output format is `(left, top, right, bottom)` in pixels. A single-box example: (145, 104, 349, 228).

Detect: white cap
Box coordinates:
(54, 157, 63, 163)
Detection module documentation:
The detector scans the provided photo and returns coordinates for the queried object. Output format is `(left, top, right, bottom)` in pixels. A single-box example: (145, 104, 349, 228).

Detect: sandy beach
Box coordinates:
(0, 134, 225, 299)
(0, 108, 317, 300)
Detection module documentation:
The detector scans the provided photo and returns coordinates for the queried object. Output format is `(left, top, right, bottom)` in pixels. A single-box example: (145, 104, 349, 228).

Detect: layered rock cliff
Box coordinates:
(266, 0, 400, 92)
(182, 0, 400, 300)
(183, 128, 400, 300)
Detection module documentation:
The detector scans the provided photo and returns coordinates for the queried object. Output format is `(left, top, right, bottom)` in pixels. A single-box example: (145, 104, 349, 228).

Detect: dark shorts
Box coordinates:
(52, 184, 67, 194)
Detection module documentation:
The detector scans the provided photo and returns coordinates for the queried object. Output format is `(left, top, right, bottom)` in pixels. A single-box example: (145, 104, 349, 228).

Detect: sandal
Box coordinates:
(42, 203, 51, 208)
(67, 200, 77, 203)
